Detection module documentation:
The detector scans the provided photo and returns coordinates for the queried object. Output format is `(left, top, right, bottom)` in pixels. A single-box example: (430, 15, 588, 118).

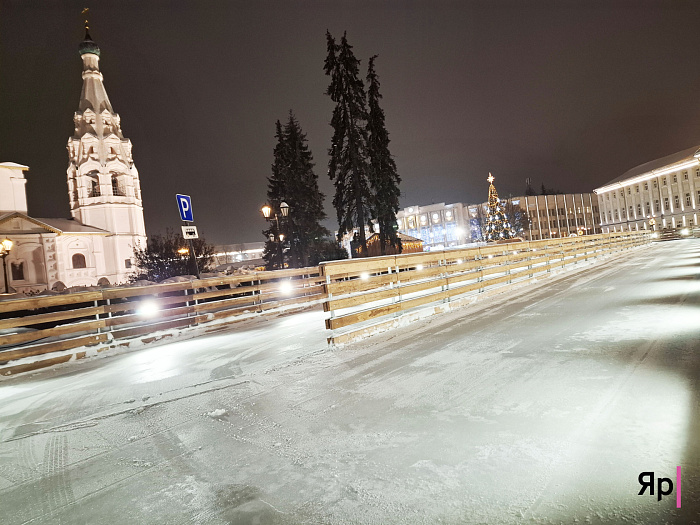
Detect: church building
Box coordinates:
(0, 28, 146, 293)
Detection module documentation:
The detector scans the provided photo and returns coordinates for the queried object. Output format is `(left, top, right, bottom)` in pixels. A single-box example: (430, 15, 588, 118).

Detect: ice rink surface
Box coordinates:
(0, 240, 699, 524)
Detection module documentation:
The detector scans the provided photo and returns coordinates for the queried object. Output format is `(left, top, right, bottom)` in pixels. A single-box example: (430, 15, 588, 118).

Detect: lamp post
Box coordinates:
(261, 202, 290, 269)
(0, 238, 13, 294)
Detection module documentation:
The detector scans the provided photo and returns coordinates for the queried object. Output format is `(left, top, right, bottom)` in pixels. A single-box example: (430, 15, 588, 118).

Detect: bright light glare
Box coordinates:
(360, 272, 369, 281)
(137, 299, 159, 317)
(416, 264, 423, 270)
(457, 259, 463, 264)
(651, 233, 659, 239)
(681, 228, 690, 236)
(279, 280, 293, 295)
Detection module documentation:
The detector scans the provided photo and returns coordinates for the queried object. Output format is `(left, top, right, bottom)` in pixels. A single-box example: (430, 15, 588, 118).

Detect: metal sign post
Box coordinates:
(176, 194, 200, 279)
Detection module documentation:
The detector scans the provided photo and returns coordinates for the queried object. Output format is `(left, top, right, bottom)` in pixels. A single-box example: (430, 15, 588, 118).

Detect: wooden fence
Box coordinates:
(0, 267, 325, 373)
(320, 231, 650, 345)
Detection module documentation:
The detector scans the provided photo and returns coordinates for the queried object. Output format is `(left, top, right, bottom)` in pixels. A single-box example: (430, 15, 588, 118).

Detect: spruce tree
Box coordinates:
(324, 31, 373, 256)
(263, 114, 328, 270)
(262, 120, 288, 270)
(283, 112, 328, 267)
(484, 173, 515, 241)
(366, 55, 401, 255)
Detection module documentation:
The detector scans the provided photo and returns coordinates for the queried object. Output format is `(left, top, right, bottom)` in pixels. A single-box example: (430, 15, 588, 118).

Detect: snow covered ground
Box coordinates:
(0, 239, 698, 524)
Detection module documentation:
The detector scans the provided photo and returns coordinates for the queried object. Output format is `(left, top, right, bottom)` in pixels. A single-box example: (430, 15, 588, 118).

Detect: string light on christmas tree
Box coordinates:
(484, 173, 515, 242)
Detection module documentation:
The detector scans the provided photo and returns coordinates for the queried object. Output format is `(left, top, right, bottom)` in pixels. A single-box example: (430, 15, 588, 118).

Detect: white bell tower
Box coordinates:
(66, 23, 146, 283)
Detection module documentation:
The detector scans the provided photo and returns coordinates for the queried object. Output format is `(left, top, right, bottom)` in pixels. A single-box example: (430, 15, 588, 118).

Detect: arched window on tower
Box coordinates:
(111, 174, 125, 196)
(72, 253, 87, 269)
(87, 173, 100, 198)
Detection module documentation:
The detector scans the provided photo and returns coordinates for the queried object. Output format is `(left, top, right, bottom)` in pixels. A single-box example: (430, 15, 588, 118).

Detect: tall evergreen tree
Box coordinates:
(324, 31, 373, 256)
(263, 113, 328, 270)
(366, 55, 401, 255)
(263, 120, 288, 270)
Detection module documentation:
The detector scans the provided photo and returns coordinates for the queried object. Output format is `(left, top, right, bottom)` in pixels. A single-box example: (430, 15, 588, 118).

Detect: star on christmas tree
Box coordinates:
(484, 173, 515, 242)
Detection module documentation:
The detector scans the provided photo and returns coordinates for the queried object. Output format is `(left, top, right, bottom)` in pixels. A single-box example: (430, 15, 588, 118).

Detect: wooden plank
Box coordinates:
(481, 265, 508, 277)
(320, 256, 397, 276)
(396, 265, 445, 283)
(326, 287, 398, 312)
(0, 318, 106, 347)
(0, 305, 105, 330)
(0, 291, 104, 314)
(399, 290, 449, 311)
(102, 281, 193, 300)
(399, 278, 448, 296)
(395, 251, 444, 266)
(325, 301, 401, 330)
(193, 293, 260, 313)
(445, 270, 483, 286)
(0, 333, 109, 364)
(443, 258, 482, 273)
(103, 293, 197, 314)
(445, 279, 484, 298)
(481, 273, 512, 287)
(111, 317, 194, 339)
(104, 304, 195, 328)
(325, 272, 399, 295)
(258, 292, 325, 312)
(442, 248, 481, 262)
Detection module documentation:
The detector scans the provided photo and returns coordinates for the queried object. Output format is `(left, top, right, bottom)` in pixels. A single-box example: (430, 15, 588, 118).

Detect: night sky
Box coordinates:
(2, 1, 700, 245)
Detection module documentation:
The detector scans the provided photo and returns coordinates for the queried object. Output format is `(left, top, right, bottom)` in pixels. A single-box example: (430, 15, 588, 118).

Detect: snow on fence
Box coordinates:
(320, 231, 650, 345)
(0, 267, 324, 375)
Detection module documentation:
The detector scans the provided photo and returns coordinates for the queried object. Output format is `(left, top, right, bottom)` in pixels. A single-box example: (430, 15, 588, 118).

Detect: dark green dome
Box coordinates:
(78, 29, 100, 56)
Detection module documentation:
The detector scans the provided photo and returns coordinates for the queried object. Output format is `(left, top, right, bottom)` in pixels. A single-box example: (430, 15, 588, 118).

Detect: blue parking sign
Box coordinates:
(176, 194, 193, 222)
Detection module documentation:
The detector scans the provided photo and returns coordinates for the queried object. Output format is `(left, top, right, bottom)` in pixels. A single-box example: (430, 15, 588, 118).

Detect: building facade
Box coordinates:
(396, 203, 471, 251)
(595, 146, 700, 232)
(0, 30, 146, 293)
(514, 193, 602, 240)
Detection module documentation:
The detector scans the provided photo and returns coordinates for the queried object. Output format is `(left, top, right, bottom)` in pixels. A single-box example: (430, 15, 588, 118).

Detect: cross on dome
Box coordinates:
(487, 173, 494, 184)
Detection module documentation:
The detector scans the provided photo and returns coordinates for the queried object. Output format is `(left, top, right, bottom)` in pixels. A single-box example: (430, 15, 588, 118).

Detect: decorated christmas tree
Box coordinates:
(484, 173, 515, 242)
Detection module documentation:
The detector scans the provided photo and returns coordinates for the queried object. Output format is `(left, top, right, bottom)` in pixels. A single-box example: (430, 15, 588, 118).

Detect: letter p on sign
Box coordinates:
(176, 194, 193, 222)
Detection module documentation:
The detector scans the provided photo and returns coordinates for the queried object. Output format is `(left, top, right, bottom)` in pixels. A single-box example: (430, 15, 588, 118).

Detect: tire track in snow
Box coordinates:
(38, 434, 75, 523)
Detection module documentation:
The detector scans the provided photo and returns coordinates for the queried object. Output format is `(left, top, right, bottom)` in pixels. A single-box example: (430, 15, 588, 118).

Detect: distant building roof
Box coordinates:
(36, 218, 109, 234)
(596, 144, 700, 192)
(0, 212, 109, 235)
(0, 162, 29, 170)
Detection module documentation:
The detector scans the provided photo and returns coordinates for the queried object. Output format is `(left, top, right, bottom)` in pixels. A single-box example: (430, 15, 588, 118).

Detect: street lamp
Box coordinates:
(0, 238, 13, 294)
(261, 202, 291, 269)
